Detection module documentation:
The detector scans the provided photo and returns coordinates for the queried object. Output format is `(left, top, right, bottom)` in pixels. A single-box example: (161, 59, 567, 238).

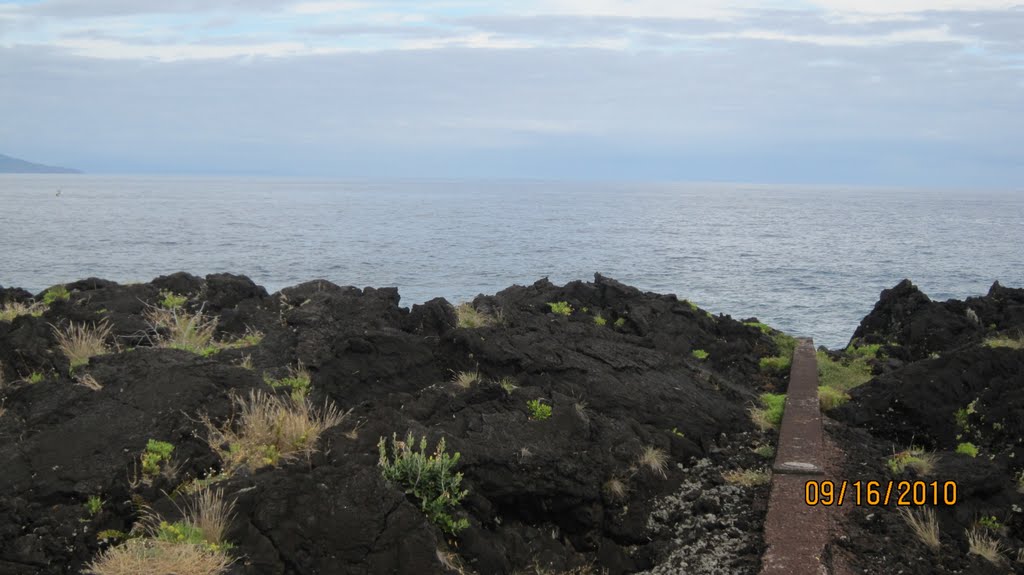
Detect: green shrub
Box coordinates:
(593, 315, 607, 326)
(692, 349, 709, 360)
(142, 439, 175, 476)
(377, 433, 468, 534)
(42, 285, 70, 305)
(751, 393, 785, 431)
(956, 442, 979, 458)
(547, 301, 573, 316)
(527, 399, 552, 420)
(159, 291, 188, 310)
(818, 386, 849, 411)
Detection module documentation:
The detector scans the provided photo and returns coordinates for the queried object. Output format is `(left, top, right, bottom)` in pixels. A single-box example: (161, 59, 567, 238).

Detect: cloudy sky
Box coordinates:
(1, 0, 1022, 186)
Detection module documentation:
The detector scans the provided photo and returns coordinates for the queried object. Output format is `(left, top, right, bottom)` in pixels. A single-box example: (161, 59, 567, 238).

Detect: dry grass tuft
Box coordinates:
(603, 477, 628, 501)
(899, 507, 941, 552)
(0, 300, 45, 322)
(146, 306, 218, 353)
(204, 390, 348, 472)
(496, 376, 518, 393)
(967, 527, 1004, 564)
(76, 373, 103, 391)
(637, 446, 669, 478)
(238, 355, 254, 370)
(181, 487, 235, 546)
(452, 370, 480, 389)
(722, 468, 771, 487)
(455, 302, 495, 328)
(887, 447, 937, 476)
(53, 321, 113, 368)
(84, 539, 233, 575)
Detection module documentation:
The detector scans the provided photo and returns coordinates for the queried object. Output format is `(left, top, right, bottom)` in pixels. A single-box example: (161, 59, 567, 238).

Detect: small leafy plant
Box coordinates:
(85, 495, 104, 516)
(26, 371, 45, 384)
(593, 315, 607, 326)
(527, 399, 552, 421)
(159, 291, 188, 310)
(691, 349, 708, 360)
(956, 442, 979, 458)
(547, 301, 573, 316)
(614, 317, 626, 328)
(977, 515, 1001, 531)
(142, 439, 175, 476)
(377, 432, 469, 535)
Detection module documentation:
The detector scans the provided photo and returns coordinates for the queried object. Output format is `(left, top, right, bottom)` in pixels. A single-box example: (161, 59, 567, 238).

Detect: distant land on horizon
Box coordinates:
(0, 153, 80, 174)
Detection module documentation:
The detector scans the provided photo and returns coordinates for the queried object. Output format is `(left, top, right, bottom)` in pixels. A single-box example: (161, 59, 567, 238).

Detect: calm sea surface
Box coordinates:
(2, 175, 1021, 348)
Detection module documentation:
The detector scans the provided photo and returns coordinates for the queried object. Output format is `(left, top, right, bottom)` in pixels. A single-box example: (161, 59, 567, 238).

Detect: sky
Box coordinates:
(1, 0, 1022, 187)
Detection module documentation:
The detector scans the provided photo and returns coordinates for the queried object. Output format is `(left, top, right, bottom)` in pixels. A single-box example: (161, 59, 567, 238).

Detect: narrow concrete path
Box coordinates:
(760, 338, 829, 575)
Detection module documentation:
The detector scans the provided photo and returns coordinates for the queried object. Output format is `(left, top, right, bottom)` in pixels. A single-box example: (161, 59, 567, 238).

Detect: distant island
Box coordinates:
(0, 153, 80, 174)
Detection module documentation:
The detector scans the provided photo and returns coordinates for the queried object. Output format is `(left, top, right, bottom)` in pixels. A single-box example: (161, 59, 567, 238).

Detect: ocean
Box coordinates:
(1, 175, 1021, 349)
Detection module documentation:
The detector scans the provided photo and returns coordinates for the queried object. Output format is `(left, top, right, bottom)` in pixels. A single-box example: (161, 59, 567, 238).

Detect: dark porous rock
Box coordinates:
(151, 271, 205, 296)
(203, 273, 268, 311)
(0, 286, 35, 305)
(4, 272, 1018, 574)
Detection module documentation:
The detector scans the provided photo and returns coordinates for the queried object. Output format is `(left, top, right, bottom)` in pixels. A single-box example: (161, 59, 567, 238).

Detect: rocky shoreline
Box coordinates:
(0, 273, 1021, 574)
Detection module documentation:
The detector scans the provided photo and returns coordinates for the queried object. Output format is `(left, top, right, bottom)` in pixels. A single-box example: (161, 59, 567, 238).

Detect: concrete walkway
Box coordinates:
(760, 338, 829, 575)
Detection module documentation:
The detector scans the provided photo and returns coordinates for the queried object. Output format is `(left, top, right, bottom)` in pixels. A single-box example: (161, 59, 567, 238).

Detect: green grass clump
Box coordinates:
(527, 399, 552, 420)
(754, 444, 775, 459)
(263, 365, 311, 401)
(956, 442, 979, 458)
(818, 386, 850, 411)
(142, 439, 175, 476)
(983, 332, 1024, 350)
(378, 432, 468, 535)
(614, 317, 626, 328)
(692, 349, 709, 360)
(159, 291, 188, 310)
(687, 301, 699, 311)
(750, 393, 786, 431)
(744, 321, 772, 334)
(26, 371, 45, 384)
(817, 351, 873, 392)
(42, 285, 70, 305)
(846, 342, 883, 358)
(887, 447, 937, 475)
(593, 315, 607, 326)
(547, 301, 573, 316)
(496, 376, 518, 394)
